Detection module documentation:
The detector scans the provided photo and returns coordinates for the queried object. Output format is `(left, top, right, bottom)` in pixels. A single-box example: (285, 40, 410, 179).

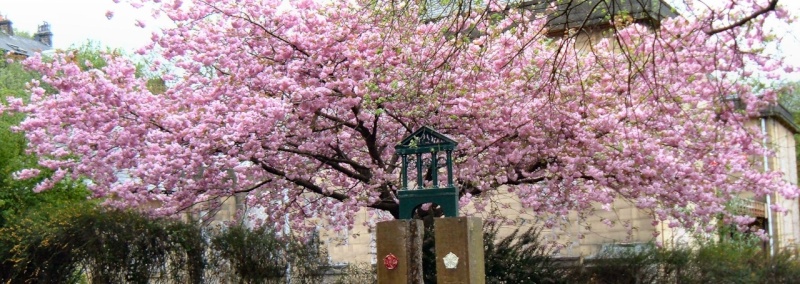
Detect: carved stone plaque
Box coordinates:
(443, 252, 459, 269)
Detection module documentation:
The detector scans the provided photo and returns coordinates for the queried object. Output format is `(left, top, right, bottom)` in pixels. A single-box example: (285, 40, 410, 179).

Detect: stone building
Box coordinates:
(0, 14, 52, 59)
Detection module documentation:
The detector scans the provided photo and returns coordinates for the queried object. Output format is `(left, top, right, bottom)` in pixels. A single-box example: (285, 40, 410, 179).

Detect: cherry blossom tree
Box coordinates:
(3, 0, 798, 233)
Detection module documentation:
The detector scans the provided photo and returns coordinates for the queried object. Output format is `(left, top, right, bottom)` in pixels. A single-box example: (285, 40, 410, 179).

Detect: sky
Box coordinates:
(2, 0, 166, 52)
(1, 0, 799, 79)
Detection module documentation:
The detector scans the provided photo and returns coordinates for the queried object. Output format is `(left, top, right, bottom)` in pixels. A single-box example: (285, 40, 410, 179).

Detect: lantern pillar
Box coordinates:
(376, 219, 424, 284)
(434, 217, 485, 284)
(377, 126, 485, 284)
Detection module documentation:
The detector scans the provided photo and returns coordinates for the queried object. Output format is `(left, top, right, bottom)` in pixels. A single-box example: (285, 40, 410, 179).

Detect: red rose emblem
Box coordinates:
(383, 253, 399, 270)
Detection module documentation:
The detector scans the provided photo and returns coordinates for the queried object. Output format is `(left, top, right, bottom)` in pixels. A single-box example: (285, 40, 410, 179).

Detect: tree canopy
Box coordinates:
(3, 0, 798, 233)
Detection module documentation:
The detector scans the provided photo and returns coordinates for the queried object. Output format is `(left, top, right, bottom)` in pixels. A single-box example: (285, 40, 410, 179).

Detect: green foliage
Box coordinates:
(778, 81, 800, 113)
(0, 53, 93, 283)
(288, 232, 331, 284)
(69, 41, 131, 73)
(569, 244, 660, 284)
(68, 209, 205, 283)
(567, 233, 800, 284)
(11, 29, 33, 39)
(0, 204, 84, 283)
(210, 225, 329, 284)
(664, 228, 800, 284)
(0, 55, 38, 99)
(0, 206, 204, 283)
(760, 250, 800, 283)
(484, 224, 567, 284)
(0, 55, 90, 228)
(147, 77, 168, 94)
(212, 226, 289, 282)
(0, 206, 330, 283)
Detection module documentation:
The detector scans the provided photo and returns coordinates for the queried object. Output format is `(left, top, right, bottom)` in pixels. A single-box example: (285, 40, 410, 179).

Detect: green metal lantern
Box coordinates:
(394, 126, 459, 219)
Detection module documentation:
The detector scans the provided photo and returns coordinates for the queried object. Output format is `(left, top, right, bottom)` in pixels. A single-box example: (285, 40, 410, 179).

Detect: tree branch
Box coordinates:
(277, 146, 371, 182)
(706, 0, 778, 35)
(233, 178, 272, 194)
(252, 157, 399, 216)
(350, 106, 385, 168)
(253, 158, 350, 201)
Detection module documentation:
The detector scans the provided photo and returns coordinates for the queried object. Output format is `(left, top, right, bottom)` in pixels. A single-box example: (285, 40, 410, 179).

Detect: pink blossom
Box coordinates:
(13, 169, 41, 180)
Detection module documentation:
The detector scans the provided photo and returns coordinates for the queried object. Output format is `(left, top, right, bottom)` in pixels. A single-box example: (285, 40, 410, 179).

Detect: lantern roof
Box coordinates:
(395, 126, 457, 155)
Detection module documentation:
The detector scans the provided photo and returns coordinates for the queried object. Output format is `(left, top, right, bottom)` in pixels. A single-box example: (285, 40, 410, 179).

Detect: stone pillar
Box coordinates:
(434, 217, 485, 284)
(377, 219, 424, 284)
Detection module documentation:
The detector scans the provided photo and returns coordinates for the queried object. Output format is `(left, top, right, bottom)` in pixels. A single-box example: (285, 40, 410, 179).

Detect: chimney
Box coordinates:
(34, 22, 52, 46)
(0, 15, 13, 35)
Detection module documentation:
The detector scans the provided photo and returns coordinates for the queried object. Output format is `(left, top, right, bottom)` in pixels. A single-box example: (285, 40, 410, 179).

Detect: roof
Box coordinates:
(395, 126, 458, 155)
(423, 0, 677, 30)
(761, 103, 799, 134)
(521, 0, 677, 31)
(729, 95, 800, 134)
(0, 32, 51, 57)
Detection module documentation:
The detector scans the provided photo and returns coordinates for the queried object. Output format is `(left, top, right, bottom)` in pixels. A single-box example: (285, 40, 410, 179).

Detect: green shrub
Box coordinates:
(760, 249, 800, 283)
(1, 207, 328, 284)
(0, 205, 205, 283)
(571, 244, 659, 284)
(0, 203, 89, 283)
(685, 239, 763, 283)
(484, 224, 567, 284)
(211, 226, 289, 283)
(210, 225, 329, 284)
(565, 233, 800, 284)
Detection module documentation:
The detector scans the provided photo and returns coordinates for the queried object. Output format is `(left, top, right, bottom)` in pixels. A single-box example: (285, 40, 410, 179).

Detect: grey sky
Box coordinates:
(2, 0, 164, 52)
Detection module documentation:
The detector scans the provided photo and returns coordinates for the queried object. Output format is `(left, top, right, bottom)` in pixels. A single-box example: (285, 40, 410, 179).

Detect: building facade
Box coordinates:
(0, 14, 52, 59)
